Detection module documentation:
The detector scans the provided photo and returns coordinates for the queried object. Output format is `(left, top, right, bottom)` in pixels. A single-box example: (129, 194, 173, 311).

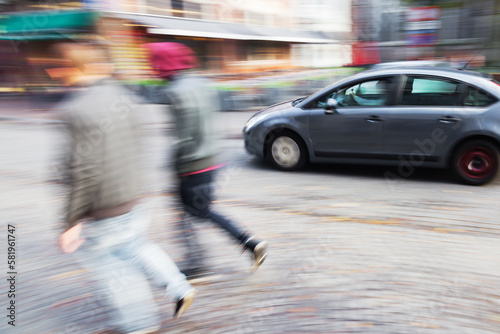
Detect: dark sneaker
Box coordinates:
(243, 237, 268, 271)
(181, 268, 218, 283)
(174, 289, 197, 320)
(252, 240, 268, 271)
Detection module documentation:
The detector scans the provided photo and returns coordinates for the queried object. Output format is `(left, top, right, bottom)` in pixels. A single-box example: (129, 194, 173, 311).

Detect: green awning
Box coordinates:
(0, 10, 100, 41)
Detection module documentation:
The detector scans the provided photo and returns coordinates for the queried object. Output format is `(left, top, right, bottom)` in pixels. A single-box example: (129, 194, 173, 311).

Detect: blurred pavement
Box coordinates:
(2, 67, 500, 333)
(2, 107, 500, 334)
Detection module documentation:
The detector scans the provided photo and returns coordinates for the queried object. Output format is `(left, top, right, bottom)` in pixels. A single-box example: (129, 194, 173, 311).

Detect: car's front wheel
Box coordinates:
(267, 130, 307, 171)
(452, 139, 499, 185)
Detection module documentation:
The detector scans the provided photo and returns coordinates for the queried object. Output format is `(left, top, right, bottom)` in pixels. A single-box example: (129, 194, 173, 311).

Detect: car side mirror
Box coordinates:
(325, 98, 338, 114)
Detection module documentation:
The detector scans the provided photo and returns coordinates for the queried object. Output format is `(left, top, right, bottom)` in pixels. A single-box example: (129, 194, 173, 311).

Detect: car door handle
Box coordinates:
(366, 115, 384, 123)
(439, 116, 462, 124)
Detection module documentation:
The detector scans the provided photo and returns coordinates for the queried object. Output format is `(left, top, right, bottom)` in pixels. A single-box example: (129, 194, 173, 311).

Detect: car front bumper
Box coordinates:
(243, 129, 265, 158)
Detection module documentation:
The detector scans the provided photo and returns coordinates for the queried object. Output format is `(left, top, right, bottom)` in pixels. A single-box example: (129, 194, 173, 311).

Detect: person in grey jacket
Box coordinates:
(53, 41, 196, 334)
(146, 42, 268, 279)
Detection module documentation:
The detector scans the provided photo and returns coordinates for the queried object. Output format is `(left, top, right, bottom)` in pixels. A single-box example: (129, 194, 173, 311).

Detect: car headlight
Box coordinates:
(244, 113, 269, 133)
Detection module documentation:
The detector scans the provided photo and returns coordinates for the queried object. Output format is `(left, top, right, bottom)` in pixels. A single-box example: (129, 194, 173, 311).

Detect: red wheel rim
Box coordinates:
(458, 146, 496, 179)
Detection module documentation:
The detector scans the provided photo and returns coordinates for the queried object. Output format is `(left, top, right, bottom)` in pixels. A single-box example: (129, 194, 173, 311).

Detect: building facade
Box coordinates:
(0, 0, 353, 95)
(351, 0, 500, 68)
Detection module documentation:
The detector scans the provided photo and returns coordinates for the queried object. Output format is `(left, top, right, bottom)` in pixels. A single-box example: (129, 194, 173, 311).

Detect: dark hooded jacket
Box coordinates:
(146, 42, 220, 175)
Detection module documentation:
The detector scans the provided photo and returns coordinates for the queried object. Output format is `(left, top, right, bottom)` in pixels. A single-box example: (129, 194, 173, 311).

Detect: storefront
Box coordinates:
(0, 10, 101, 96)
(116, 12, 333, 76)
(0, 8, 335, 96)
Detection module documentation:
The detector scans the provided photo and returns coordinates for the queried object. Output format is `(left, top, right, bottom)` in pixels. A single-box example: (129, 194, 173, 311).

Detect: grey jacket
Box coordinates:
(61, 79, 143, 228)
(163, 72, 220, 175)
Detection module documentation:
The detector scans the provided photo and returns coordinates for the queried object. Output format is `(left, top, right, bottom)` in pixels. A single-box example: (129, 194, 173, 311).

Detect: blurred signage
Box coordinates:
(406, 6, 441, 21)
(406, 6, 441, 46)
(405, 21, 441, 31)
(82, 0, 119, 11)
(406, 34, 438, 47)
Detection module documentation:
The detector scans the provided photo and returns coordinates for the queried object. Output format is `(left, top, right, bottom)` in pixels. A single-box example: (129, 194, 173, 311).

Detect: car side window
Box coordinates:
(464, 86, 497, 107)
(399, 77, 461, 106)
(314, 78, 392, 108)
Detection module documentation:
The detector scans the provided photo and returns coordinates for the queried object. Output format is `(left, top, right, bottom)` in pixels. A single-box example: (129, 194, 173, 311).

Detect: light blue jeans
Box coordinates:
(76, 204, 194, 333)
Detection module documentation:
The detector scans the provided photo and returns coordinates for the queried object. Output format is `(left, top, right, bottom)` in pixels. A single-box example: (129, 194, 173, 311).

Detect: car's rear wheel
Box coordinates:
(267, 130, 307, 171)
(452, 139, 499, 185)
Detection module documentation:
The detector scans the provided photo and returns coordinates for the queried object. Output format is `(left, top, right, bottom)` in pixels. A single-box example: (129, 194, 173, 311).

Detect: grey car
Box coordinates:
(243, 66, 500, 185)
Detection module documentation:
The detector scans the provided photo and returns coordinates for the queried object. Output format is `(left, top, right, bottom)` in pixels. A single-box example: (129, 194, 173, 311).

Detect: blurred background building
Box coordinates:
(0, 0, 351, 97)
(2, 0, 500, 98)
(352, 0, 500, 68)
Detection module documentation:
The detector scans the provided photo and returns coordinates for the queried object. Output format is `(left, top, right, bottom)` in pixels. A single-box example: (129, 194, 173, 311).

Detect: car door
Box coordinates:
(306, 76, 396, 160)
(381, 75, 467, 164)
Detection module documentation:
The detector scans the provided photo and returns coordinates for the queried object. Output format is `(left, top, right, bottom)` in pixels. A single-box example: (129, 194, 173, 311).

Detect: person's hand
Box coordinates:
(59, 223, 85, 253)
(348, 91, 359, 106)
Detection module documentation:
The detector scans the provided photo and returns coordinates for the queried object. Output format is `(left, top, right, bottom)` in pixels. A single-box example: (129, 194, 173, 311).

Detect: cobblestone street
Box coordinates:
(1, 106, 500, 334)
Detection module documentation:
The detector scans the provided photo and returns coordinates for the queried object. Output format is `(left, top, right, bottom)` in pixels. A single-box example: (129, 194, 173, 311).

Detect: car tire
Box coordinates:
(451, 139, 499, 185)
(266, 130, 308, 171)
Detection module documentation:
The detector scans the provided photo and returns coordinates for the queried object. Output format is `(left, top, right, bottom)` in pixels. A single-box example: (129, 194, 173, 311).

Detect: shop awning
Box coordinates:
(117, 13, 334, 44)
(0, 10, 100, 41)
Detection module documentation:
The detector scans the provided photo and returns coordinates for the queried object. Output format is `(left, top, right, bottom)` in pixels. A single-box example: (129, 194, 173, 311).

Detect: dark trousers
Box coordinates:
(178, 170, 247, 269)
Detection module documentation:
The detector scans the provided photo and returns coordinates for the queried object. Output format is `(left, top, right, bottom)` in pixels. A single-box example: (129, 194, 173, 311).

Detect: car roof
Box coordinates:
(369, 60, 451, 69)
(338, 66, 495, 89)
(300, 65, 500, 106)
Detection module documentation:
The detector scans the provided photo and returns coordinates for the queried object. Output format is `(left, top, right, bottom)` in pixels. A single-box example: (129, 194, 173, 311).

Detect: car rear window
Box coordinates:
(412, 78, 457, 94)
(464, 85, 498, 107)
(400, 76, 461, 106)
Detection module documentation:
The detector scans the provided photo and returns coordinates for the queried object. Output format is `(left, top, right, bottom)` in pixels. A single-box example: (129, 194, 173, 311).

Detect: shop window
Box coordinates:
(184, 2, 202, 19)
(232, 9, 245, 23)
(247, 12, 267, 26)
(171, 0, 184, 17)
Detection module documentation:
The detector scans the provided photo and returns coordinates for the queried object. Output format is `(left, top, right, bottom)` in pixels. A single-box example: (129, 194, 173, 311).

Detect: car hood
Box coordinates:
(253, 100, 294, 117)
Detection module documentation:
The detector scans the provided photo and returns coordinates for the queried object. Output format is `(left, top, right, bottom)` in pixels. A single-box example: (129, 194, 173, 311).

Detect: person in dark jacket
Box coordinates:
(54, 41, 196, 333)
(146, 42, 268, 278)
